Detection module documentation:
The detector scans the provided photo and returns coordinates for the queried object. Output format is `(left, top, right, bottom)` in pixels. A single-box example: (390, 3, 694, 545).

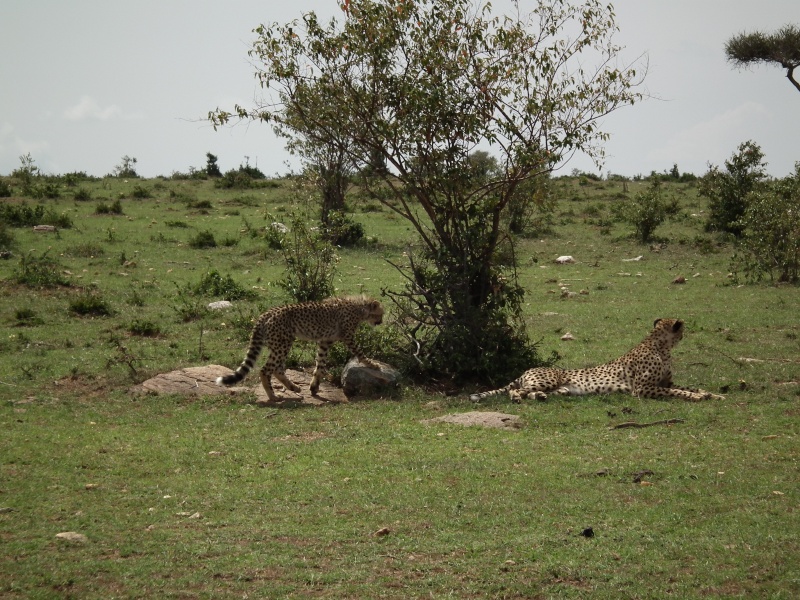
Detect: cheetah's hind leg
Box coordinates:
(259, 368, 301, 403)
(258, 368, 278, 403)
(274, 371, 302, 394)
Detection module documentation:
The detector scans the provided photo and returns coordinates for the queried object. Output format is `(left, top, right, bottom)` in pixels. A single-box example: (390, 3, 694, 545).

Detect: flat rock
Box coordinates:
(131, 365, 238, 397)
(421, 411, 523, 430)
(131, 365, 348, 405)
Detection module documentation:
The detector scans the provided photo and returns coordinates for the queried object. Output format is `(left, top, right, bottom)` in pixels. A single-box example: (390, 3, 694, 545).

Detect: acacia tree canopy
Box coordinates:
(725, 25, 800, 93)
(210, 0, 643, 284)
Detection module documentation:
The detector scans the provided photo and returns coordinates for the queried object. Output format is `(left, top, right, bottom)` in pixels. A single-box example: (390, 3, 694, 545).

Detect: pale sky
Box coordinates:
(1, 1, 798, 179)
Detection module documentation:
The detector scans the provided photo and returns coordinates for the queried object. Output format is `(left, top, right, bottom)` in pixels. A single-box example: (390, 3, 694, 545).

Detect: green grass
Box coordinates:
(0, 175, 798, 598)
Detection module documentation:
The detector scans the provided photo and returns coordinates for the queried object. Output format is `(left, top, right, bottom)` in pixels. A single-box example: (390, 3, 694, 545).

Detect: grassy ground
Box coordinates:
(0, 174, 798, 598)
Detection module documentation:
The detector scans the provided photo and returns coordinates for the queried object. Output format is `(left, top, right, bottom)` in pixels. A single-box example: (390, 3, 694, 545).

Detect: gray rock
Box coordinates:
(341, 359, 401, 397)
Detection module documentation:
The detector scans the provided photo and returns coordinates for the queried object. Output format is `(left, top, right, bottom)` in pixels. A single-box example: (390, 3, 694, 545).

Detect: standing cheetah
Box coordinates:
(470, 319, 725, 403)
(217, 295, 384, 402)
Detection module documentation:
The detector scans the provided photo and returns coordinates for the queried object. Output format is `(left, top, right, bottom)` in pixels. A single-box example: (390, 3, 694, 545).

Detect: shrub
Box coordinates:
(70, 292, 113, 317)
(95, 200, 124, 215)
(215, 170, 252, 189)
(128, 319, 161, 337)
(188, 230, 217, 249)
(168, 189, 196, 203)
(264, 218, 288, 250)
(131, 185, 153, 199)
(46, 209, 72, 229)
(279, 216, 337, 302)
(0, 202, 73, 229)
(0, 180, 13, 197)
(73, 187, 92, 201)
(700, 141, 767, 236)
(215, 160, 267, 189)
(732, 164, 800, 284)
(384, 250, 555, 386)
(187, 199, 213, 210)
(170, 286, 208, 322)
(13, 251, 69, 288)
(194, 270, 256, 301)
(237, 159, 265, 179)
(322, 210, 365, 246)
(613, 179, 679, 243)
(36, 182, 61, 199)
(65, 243, 105, 258)
(62, 171, 92, 186)
(0, 222, 14, 251)
(14, 307, 44, 326)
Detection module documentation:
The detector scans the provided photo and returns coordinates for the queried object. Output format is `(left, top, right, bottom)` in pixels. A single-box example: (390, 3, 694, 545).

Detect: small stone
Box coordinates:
(672, 276, 686, 284)
(208, 300, 233, 310)
(561, 333, 575, 341)
(56, 532, 88, 543)
(270, 222, 289, 233)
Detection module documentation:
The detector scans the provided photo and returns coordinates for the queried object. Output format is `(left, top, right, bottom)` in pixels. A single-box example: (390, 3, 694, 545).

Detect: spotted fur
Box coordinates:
(216, 295, 384, 402)
(470, 319, 725, 403)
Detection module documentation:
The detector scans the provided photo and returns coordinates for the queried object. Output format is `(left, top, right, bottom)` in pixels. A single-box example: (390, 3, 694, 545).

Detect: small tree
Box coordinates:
(11, 153, 40, 197)
(699, 141, 767, 236)
(733, 163, 800, 284)
(113, 156, 139, 178)
(279, 99, 356, 226)
(210, 0, 644, 383)
(725, 25, 800, 93)
(205, 152, 222, 177)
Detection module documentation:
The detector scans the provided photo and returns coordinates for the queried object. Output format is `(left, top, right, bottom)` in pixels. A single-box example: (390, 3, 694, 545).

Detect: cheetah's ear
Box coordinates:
(653, 318, 662, 329)
(370, 300, 381, 310)
(672, 320, 684, 333)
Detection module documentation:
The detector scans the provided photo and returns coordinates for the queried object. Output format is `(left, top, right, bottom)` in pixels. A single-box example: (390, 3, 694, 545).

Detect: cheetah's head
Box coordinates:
(653, 318, 684, 344)
(366, 299, 384, 326)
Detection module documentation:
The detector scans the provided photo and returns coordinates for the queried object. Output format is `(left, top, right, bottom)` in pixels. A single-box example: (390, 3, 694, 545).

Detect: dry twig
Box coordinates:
(609, 418, 684, 430)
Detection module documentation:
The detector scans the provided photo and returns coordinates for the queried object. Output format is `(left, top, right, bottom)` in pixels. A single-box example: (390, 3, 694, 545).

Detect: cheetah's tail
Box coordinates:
(469, 386, 511, 403)
(216, 343, 263, 387)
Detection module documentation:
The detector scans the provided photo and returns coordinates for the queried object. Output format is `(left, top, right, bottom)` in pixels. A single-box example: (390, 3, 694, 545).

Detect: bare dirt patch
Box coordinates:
(421, 411, 523, 430)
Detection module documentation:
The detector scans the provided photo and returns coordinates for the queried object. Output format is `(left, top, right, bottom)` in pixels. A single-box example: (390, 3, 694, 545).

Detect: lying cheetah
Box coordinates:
(217, 295, 384, 402)
(470, 318, 725, 403)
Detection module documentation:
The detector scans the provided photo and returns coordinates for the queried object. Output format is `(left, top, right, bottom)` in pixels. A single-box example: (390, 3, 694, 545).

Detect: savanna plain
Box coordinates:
(0, 173, 798, 598)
